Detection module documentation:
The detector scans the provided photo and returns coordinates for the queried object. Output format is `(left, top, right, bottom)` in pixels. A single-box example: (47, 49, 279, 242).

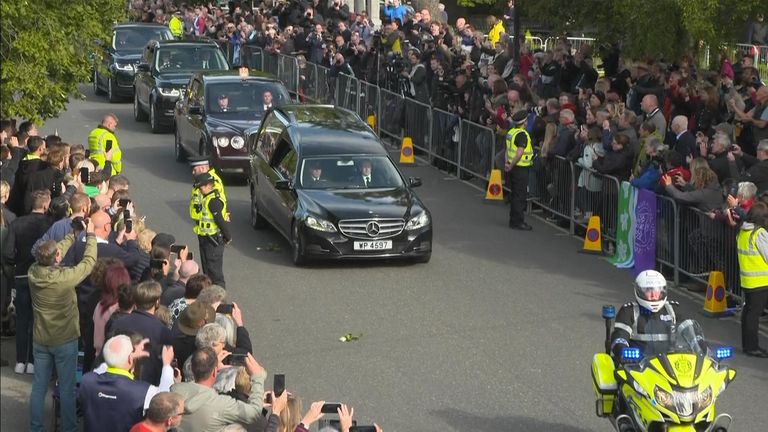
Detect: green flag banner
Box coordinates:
(608, 181, 636, 268)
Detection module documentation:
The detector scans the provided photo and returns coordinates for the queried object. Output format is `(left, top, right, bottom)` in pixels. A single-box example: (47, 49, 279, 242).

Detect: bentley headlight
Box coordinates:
(405, 211, 430, 230)
(115, 63, 134, 71)
(231, 136, 245, 150)
(216, 136, 230, 147)
(305, 215, 336, 232)
(158, 87, 181, 97)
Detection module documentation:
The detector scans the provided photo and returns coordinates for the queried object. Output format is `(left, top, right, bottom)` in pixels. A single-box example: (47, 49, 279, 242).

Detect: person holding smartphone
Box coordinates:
(87, 114, 122, 177)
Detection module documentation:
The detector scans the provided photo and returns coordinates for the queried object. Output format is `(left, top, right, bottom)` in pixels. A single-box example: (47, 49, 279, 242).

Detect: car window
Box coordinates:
(299, 156, 404, 189)
(155, 46, 228, 72)
(273, 140, 297, 180)
(205, 81, 290, 114)
(256, 114, 285, 161)
(113, 27, 172, 50)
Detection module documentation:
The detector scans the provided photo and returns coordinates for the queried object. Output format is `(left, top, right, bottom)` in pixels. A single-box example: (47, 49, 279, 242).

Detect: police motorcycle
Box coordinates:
(591, 310, 737, 432)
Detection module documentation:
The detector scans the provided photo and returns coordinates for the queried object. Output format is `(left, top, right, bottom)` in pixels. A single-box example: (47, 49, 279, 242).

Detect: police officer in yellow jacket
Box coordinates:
(505, 110, 534, 230)
(169, 11, 184, 39)
(736, 204, 768, 358)
(87, 114, 122, 177)
(193, 172, 230, 288)
(189, 157, 226, 224)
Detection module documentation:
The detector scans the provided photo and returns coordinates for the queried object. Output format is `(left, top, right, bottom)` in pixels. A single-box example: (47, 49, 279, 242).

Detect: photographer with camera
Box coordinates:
(403, 50, 429, 104)
(351, 11, 373, 46)
(307, 23, 326, 64)
(324, 0, 349, 34)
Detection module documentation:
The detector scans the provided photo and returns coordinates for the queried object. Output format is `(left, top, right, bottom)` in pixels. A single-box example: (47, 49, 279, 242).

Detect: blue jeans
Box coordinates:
(30, 339, 78, 432)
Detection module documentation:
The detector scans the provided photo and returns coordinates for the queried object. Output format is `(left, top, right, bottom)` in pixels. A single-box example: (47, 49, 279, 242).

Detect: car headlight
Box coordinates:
(231, 136, 245, 150)
(405, 211, 430, 230)
(114, 63, 134, 71)
(216, 136, 230, 147)
(157, 87, 181, 97)
(305, 215, 337, 232)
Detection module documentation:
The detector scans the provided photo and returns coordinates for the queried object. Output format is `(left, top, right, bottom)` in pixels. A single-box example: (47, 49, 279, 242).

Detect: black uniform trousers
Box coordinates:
(199, 235, 226, 288)
(508, 166, 530, 226)
(742, 287, 768, 351)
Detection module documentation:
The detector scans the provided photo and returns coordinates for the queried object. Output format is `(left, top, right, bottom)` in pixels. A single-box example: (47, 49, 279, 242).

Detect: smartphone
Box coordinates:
(124, 209, 133, 233)
(187, 252, 194, 260)
(273, 374, 285, 398)
(229, 353, 247, 366)
(79, 167, 89, 183)
(350, 427, 376, 432)
(119, 198, 131, 208)
(329, 420, 356, 429)
(321, 402, 341, 414)
(105, 139, 113, 152)
(216, 303, 234, 314)
(170, 244, 186, 254)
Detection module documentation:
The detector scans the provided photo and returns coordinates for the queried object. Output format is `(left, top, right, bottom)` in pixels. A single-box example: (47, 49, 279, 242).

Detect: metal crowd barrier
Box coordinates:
(249, 50, 746, 301)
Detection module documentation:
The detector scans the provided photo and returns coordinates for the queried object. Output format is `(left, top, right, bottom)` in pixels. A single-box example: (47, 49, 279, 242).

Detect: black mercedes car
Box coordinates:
(247, 105, 432, 265)
(93, 23, 173, 102)
(133, 39, 229, 133)
(173, 70, 290, 175)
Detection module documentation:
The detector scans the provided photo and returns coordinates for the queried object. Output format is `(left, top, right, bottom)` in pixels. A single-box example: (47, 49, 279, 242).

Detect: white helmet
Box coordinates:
(634, 270, 668, 312)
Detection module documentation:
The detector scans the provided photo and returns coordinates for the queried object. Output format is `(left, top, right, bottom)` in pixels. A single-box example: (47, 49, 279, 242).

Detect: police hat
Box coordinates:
(194, 172, 215, 187)
(189, 156, 211, 168)
(511, 110, 528, 124)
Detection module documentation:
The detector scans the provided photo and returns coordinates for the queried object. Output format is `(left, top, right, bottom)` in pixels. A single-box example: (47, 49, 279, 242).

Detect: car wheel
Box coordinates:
(93, 70, 105, 95)
(249, 184, 267, 229)
(174, 129, 187, 162)
(107, 77, 118, 103)
(291, 222, 307, 266)
(414, 252, 431, 264)
(150, 101, 163, 133)
(134, 91, 147, 122)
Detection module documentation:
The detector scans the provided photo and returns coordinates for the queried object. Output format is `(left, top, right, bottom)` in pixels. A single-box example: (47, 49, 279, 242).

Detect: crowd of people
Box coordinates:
(0, 116, 384, 429)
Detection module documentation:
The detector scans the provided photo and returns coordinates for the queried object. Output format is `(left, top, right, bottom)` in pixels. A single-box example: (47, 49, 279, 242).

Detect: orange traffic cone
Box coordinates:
(703, 271, 732, 317)
(400, 137, 414, 164)
(580, 216, 603, 255)
(485, 169, 504, 200)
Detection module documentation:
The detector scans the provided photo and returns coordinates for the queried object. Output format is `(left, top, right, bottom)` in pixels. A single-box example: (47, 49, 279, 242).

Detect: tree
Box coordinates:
(0, 0, 126, 122)
(412, 0, 440, 23)
(457, 0, 497, 6)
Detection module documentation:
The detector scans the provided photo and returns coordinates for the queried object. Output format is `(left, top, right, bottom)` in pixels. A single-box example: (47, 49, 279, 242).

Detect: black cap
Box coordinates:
(189, 156, 211, 167)
(194, 172, 215, 187)
(151, 233, 176, 250)
(511, 110, 528, 124)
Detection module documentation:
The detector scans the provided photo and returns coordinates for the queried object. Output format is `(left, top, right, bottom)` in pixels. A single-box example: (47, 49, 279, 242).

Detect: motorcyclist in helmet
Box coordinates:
(610, 270, 679, 360)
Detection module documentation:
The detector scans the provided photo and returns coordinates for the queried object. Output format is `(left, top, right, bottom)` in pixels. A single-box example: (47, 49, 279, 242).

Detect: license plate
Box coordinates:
(353, 240, 392, 251)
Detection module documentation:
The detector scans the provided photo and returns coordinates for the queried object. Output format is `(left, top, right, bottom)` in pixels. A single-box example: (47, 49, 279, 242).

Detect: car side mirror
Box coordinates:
(136, 63, 150, 73)
(189, 106, 202, 115)
(275, 179, 293, 190)
(408, 177, 422, 188)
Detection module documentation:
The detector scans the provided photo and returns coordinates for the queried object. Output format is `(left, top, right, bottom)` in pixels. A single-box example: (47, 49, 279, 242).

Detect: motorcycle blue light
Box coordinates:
(602, 305, 616, 319)
(622, 347, 641, 361)
(715, 347, 733, 360)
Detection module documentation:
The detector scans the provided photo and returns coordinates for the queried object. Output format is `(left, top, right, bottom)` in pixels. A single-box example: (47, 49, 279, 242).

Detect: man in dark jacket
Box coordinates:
(734, 139, 768, 194)
(8, 136, 46, 216)
(594, 134, 634, 181)
(2, 190, 53, 373)
(670, 115, 695, 163)
(110, 281, 174, 385)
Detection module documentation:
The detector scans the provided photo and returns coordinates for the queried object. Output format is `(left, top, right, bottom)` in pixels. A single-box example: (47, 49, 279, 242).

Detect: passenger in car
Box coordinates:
(306, 163, 325, 185)
(217, 94, 230, 112)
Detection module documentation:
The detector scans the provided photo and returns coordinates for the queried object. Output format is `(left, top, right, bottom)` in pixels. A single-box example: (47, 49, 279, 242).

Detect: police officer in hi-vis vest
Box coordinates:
(192, 172, 231, 288)
(189, 157, 226, 226)
(87, 114, 122, 177)
(736, 202, 768, 358)
(505, 110, 534, 230)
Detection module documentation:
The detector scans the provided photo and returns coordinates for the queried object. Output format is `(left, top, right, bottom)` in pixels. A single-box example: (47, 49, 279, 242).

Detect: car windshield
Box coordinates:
(113, 28, 172, 50)
(299, 156, 404, 189)
(206, 82, 290, 114)
(155, 46, 228, 72)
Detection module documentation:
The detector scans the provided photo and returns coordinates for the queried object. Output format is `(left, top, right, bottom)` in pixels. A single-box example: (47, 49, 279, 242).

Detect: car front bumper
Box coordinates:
(299, 224, 432, 260)
(112, 69, 136, 95)
(214, 154, 249, 175)
(155, 94, 181, 124)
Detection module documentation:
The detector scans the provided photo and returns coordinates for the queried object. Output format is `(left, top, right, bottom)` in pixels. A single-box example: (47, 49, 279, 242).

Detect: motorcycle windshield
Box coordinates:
(672, 319, 708, 356)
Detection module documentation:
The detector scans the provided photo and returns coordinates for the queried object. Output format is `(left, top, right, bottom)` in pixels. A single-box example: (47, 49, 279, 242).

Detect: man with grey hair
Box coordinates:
(641, 94, 666, 138)
(27, 219, 97, 432)
(669, 115, 695, 162)
(129, 391, 185, 431)
(732, 139, 768, 194)
(704, 132, 744, 184)
(80, 335, 177, 431)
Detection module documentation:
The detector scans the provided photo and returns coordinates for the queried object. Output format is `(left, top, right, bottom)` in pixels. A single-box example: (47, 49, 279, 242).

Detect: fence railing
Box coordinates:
(251, 48, 745, 302)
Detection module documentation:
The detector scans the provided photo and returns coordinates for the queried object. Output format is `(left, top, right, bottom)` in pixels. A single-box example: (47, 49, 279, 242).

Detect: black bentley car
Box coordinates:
(134, 39, 229, 133)
(93, 23, 173, 102)
(247, 105, 432, 265)
(173, 70, 290, 175)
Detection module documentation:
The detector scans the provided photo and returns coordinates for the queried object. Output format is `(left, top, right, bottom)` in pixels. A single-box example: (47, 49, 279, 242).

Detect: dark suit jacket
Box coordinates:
(348, 174, 383, 187)
(673, 131, 696, 161)
(110, 310, 173, 385)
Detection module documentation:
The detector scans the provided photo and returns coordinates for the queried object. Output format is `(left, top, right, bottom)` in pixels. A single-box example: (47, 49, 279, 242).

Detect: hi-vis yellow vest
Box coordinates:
(737, 227, 768, 289)
(195, 191, 227, 236)
(87, 126, 122, 176)
(169, 16, 184, 38)
(189, 169, 226, 221)
(506, 127, 533, 167)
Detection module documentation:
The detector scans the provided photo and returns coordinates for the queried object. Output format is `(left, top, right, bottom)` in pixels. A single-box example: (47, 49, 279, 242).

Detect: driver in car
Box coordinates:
(159, 51, 175, 69)
(306, 162, 325, 184)
(610, 270, 680, 360)
(116, 33, 130, 48)
(349, 159, 379, 187)
(218, 94, 230, 112)
(261, 91, 273, 111)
